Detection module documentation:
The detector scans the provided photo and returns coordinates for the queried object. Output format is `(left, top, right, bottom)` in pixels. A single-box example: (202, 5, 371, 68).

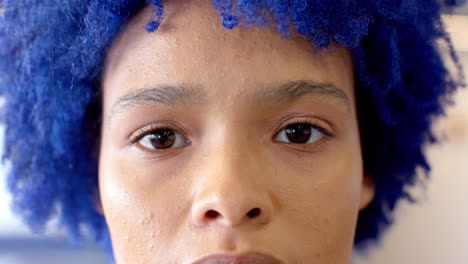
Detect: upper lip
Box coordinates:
(190, 252, 283, 264)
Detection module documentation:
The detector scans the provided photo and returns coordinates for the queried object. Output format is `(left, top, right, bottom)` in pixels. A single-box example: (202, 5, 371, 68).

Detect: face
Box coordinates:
(99, 1, 375, 263)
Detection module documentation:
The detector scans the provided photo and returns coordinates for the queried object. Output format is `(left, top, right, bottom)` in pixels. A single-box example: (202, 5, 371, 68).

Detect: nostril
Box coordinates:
(205, 210, 220, 219)
(247, 208, 261, 218)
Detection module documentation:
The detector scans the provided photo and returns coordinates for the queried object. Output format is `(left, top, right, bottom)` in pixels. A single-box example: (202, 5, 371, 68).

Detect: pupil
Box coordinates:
(150, 129, 176, 149)
(285, 124, 311, 143)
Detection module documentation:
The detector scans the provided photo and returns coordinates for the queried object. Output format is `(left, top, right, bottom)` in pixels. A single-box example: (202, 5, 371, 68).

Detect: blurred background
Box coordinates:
(1, 4, 467, 264)
(352, 5, 468, 264)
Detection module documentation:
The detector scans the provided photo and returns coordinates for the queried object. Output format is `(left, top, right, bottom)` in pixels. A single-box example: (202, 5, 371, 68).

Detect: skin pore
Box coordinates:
(98, 0, 375, 263)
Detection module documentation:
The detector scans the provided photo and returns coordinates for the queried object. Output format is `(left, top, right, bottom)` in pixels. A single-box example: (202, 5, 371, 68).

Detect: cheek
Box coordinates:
(98, 150, 191, 262)
(274, 142, 362, 260)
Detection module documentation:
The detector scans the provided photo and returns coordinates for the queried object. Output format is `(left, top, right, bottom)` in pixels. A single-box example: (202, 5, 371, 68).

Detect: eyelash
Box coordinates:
(276, 117, 335, 138)
(129, 118, 335, 150)
(129, 123, 182, 144)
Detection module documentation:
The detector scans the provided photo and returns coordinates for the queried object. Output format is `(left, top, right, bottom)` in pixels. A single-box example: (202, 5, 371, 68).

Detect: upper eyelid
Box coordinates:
(129, 124, 181, 143)
(276, 118, 335, 137)
(127, 119, 193, 143)
(128, 116, 335, 143)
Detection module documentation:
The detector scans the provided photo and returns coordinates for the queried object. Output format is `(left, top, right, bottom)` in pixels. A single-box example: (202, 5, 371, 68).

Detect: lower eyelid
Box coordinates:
(275, 136, 332, 155)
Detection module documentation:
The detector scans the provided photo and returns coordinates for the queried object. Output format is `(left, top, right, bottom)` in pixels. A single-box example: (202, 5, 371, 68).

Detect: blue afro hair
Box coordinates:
(0, 0, 465, 256)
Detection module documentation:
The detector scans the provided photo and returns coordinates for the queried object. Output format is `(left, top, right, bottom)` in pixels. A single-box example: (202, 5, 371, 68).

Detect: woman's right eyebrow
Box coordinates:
(110, 80, 352, 118)
(111, 84, 205, 115)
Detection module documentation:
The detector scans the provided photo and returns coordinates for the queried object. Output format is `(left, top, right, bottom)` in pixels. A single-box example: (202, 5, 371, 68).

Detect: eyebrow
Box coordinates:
(111, 84, 205, 114)
(110, 80, 351, 116)
(254, 80, 351, 110)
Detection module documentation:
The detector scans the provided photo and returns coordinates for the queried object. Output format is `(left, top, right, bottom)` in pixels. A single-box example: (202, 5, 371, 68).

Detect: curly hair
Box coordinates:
(0, 0, 465, 255)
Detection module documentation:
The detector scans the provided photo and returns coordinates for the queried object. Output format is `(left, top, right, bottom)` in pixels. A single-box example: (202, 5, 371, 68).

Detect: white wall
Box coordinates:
(0, 127, 35, 237)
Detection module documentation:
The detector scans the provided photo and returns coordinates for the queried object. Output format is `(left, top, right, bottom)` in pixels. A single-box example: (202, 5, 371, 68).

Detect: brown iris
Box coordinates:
(148, 129, 176, 149)
(285, 124, 312, 144)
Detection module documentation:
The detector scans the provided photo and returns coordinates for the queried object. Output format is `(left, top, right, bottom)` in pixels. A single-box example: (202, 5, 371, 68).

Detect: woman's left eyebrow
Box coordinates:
(253, 80, 352, 112)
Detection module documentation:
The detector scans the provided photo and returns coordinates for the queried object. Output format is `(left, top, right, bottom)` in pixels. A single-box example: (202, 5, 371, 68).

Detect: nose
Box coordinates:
(191, 191, 273, 227)
(191, 147, 274, 228)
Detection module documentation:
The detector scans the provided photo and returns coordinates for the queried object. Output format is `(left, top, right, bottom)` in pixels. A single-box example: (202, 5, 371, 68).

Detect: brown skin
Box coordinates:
(98, 0, 375, 263)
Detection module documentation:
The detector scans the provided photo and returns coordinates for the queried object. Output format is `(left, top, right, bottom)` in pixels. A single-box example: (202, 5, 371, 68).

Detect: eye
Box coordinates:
(132, 127, 190, 151)
(274, 120, 332, 145)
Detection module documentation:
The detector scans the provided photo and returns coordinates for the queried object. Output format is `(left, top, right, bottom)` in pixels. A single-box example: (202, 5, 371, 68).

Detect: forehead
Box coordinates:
(102, 0, 354, 111)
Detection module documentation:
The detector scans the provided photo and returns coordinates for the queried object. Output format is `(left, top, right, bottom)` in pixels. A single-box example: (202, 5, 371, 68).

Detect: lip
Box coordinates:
(190, 252, 283, 264)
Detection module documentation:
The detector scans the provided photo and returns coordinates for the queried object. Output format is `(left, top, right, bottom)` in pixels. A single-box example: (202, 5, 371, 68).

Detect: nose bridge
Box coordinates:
(202, 117, 261, 183)
(191, 131, 273, 228)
